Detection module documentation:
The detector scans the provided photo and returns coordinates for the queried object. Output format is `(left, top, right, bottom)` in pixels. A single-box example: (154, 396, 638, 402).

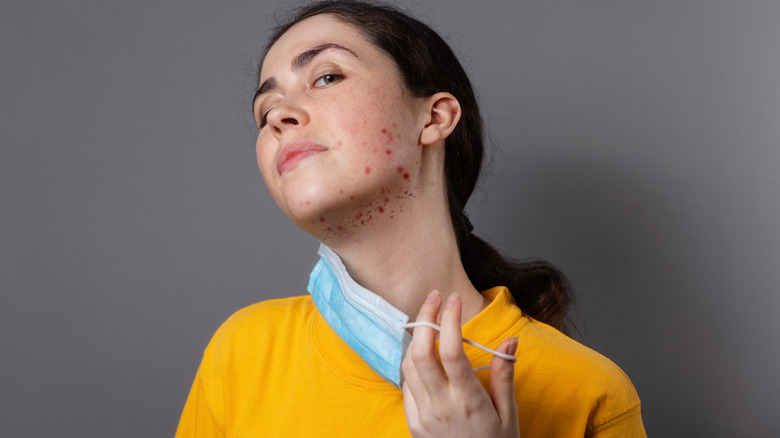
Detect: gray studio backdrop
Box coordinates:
(2, 0, 778, 436)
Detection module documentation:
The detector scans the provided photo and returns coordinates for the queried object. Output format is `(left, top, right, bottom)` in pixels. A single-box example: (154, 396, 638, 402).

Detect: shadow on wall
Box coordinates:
(484, 149, 764, 436)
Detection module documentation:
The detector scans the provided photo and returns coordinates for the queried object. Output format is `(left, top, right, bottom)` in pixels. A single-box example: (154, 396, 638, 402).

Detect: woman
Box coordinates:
(176, 1, 645, 436)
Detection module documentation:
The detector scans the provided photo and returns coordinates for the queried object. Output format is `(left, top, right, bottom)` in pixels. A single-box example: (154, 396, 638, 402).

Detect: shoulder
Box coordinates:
(203, 295, 315, 359)
(515, 317, 642, 431)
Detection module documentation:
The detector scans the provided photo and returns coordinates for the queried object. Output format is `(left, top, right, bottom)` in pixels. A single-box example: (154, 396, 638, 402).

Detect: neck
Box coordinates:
(318, 178, 485, 324)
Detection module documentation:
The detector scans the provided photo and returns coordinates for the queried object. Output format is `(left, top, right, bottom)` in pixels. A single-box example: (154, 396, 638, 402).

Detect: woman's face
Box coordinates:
(254, 14, 429, 239)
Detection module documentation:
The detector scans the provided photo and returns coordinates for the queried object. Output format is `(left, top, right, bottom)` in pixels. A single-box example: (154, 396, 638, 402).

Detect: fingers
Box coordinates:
(404, 290, 447, 396)
(438, 294, 482, 391)
(489, 337, 519, 426)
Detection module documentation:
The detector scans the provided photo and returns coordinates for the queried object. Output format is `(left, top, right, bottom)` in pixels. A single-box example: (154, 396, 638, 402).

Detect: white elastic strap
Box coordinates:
(402, 321, 517, 362)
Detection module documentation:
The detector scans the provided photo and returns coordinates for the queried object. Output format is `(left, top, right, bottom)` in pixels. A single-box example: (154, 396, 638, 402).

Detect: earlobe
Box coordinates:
(420, 92, 462, 146)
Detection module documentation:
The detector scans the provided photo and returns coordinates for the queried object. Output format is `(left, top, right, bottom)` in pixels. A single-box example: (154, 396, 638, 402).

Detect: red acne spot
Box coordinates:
(350, 195, 355, 200)
(327, 227, 333, 232)
(380, 187, 385, 194)
(378, 207, 385, 213)
(338, 226, 344, 231)
(365, 166, 371, 175)
(384, 198, 389, 203)
(337, 141, 343, 146)
(381, 129, 387, 134)
(390, 215, 394, 218)
(397, 167, 404, 173)
(403, 173, 409, 179)
(392, 123, 397, 128)
(361, 220, 365, 225)
(385, 149, 392, 155)
(339, 189, 344, 194)
(319, 217, 325, 222)
(306, 200, 311, 205)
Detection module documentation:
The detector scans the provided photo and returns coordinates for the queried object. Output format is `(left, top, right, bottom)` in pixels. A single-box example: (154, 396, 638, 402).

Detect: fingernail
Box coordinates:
(508, 337, 519, 356)
(425, 290, 439, 303)
(446, 292, 459, 307)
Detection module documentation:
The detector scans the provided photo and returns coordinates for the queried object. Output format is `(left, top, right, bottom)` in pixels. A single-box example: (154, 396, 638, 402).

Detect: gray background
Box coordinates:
(2, 0, 778, 436)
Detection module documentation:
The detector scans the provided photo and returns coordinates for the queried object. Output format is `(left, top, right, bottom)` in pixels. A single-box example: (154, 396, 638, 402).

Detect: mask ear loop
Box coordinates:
(401, 321, 517, 371)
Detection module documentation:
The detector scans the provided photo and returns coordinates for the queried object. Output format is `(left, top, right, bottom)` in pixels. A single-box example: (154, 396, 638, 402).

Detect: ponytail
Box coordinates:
(454, 212, 574, 335)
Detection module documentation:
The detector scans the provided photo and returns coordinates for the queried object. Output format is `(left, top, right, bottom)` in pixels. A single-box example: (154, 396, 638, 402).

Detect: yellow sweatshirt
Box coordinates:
(176, 287, 645, 437)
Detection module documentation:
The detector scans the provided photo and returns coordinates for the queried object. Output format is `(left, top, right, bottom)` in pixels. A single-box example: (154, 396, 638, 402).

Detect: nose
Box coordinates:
(266, 97, 310, 140)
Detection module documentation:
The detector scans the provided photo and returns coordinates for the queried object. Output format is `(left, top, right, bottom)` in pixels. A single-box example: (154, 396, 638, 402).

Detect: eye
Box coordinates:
(259, 108, 272, 129)
(313, 73, 343, 88)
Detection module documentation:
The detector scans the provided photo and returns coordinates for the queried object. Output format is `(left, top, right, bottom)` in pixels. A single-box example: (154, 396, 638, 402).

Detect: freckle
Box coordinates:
(378, 207, 384, 213)
(403, 173, 409, 179)
(365, 166, 371, 174)
(385, 149, 392, 155)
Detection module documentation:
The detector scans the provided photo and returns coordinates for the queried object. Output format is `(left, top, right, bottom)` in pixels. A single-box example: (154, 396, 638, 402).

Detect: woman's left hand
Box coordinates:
(401, 290, 520, 438)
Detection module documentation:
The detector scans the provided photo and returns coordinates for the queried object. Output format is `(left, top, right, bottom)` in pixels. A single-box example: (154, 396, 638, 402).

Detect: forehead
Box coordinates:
(260, 14, 378, 79)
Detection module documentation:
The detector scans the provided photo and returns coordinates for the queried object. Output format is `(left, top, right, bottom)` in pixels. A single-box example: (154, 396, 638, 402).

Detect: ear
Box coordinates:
(420, 92, 462, 146)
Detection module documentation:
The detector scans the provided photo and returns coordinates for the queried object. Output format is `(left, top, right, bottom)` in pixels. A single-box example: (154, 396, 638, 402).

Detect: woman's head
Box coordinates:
(258, 0, 484, 244)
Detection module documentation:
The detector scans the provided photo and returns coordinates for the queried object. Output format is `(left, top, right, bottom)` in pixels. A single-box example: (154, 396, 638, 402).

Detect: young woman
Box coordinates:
(176, 1, 645, 437)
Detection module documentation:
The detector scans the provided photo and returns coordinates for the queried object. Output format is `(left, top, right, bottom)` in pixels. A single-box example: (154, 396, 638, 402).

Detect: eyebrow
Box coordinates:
(252, 43, 359, 108)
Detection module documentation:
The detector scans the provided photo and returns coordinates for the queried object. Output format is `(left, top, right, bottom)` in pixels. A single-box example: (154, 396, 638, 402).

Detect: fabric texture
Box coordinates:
(175, 287, 646, 437)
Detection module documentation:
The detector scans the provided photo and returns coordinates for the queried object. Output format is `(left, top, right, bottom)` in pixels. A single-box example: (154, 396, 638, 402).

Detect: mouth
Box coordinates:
(276, 141, 328, 175)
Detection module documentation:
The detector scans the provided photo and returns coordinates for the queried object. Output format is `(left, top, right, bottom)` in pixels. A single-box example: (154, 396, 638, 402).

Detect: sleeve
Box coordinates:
(174, 369, 225, 438)
(586, 404, 646, 438)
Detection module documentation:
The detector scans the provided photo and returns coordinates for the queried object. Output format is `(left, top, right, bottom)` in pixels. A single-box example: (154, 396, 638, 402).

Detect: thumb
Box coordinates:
(488, 337, 519, 425)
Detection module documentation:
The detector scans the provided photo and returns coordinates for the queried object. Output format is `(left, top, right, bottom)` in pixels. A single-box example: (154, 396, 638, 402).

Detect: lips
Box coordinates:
(276, 141, 328, 175)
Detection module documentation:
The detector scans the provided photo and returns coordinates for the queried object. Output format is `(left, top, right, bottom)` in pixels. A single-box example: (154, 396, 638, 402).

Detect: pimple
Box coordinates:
(403, 173, 409, 179)
(385, 149, 392, 155)
(350, 195, 355, 200)
(319, 217, 325, 222)
(397, 167, 404, 173)
(378, 207, 384, 213)
(339, 189, 344, 194)
(381, 129, 387, 134)
(365, 166, 371, 175)
(337, 141, 343, 146)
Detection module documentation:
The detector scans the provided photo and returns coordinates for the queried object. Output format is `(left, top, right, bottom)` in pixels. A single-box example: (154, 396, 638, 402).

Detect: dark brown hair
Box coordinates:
(259, 0, 574, 334)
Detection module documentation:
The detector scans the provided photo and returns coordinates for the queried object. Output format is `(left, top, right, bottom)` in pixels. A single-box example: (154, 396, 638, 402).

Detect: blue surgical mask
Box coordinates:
(307, 243, 516, 389)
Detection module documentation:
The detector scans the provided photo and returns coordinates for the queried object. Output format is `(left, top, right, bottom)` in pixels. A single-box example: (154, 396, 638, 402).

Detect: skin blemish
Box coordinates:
(385, 149, 392, 155)
(337, 141, 343, 146)
(378, 207, 385, 213)
(350, 195, 355, 200)
(397, 167, 404, 173)
(365, 166, 371, 175)
(320, 217, 325, 222)
(403, 173, 410, 179)
(381, 129, 387, 134)
(306, 200, 311, 205)
(384, 198, 389, 203)
(339, 189, 344, 194)
(392, 123, 397, 128)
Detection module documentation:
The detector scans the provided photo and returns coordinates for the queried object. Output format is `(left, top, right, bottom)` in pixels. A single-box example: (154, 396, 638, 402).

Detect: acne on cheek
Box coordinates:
(318, 184, 416, 239)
